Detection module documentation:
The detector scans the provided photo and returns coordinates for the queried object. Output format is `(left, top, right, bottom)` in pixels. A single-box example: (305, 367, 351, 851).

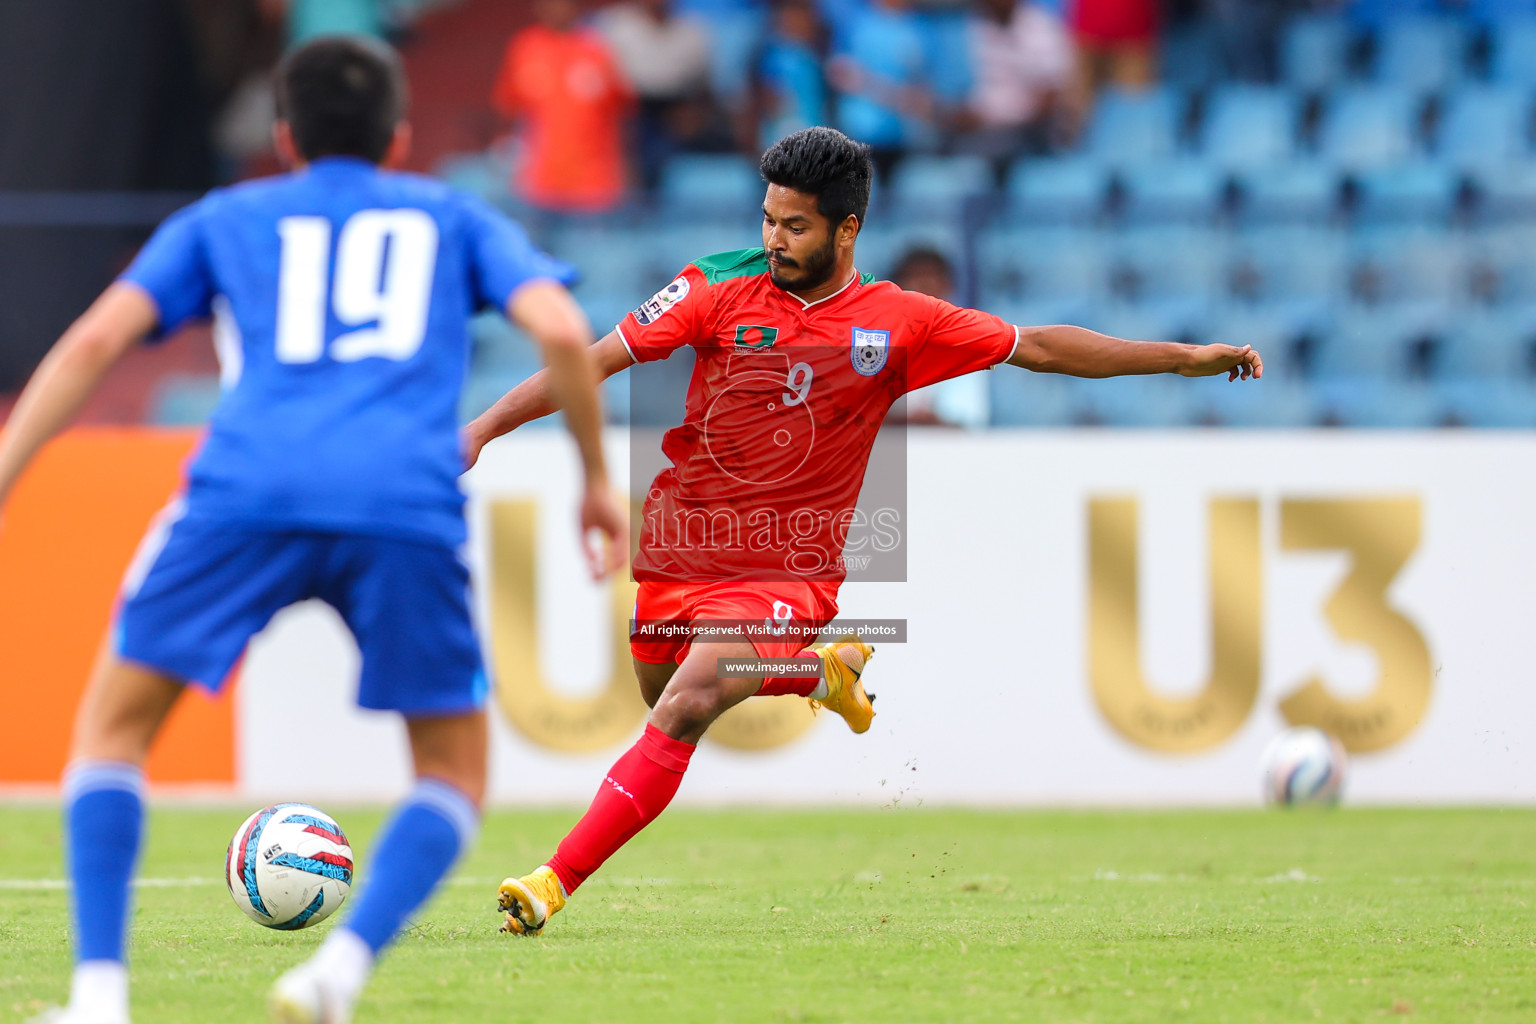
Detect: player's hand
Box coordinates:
(1181, 343, 1263, 381)
(460, 426, 489, 471)
(579, 482, 628, 581)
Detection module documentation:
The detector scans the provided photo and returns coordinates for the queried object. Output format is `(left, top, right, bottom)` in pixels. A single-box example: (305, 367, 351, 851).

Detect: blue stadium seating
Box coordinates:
(976, 226, 1106, 306)
(1465, 0, 1536, 22)
(1471, 161, 1536, 218)
(1314, 378, 1449, 427)
(916, 10, 973, 103)
(1233, 162, 1341, 221)
(659, 155, 763, 214)
(1063, 373, 1196, 427)
(694, 8, 768, 105)
(1350, 162, 1461, 222)
(1085, 87, 1182, 164)
(1437, 307, 1536, 376)
(1489, 17, 1536, 86)
(1204, 304, 1326, 381)
(1200, 86, 1299, 170)
(1104, 227, 1226, 306)
(987, 369, 1078, 427)
(856, 222, 965, 277)
(1228, 226, 1349, 302)
(1005, 158, 1111, 222)
(889, 155, 993, 211)
(1373, 17, 1468, 93)
(1347, 227, 1466, 303)
(1197, 378, 1324, 427)
(1318, 87, 1422, 170)
(1117, 161, 1226, 222)
(1281, 16, 1351, 90)
(1437, 378, 1536, 426)
(1347, 0, 1443, 27)
(1315, 301, 1448, 378)
(1466, 225, 1536, 300)
(1437, 87, 1532, 167)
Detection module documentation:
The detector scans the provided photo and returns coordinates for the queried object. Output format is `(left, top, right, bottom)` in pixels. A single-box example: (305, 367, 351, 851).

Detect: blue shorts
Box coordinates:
(115, 514, 487, 716)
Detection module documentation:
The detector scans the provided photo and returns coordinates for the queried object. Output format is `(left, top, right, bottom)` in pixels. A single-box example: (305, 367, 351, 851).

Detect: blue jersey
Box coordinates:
(121, 156, 571, 546)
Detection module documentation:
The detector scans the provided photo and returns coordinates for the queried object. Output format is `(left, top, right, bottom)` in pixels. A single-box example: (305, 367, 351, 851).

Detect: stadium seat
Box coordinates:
(659, 155, 764, 215)
(1227, 225, 1349, 304)
(149, 374, 222, 426)
(1005, 157, 1111, 222)
(1314, 301, 1448, 378)
(1317, 87, 1422, 171)
(1464, 224, 1536, 301)
(1116, 161, 1226, 223)
(889, 155, 994, 211)
(987, 368, 1077, 427)
(469, 313, 539, 373)
(977, 226, 1106, 305)
(1233, 162, 1341, 221)
(1084, 87, 1182, 164)
(1281, 16, 1351, 91)
(1469, 161, 1536, 219)
(1346, 227, 1466, 304)
(1104, 227, 1226, 306)
(1436, 306, 1536, 377)
(1465, 0, 1536, 21)
(1195, 378, 1324, 427)
(1373, 17, 1468, 93)
(1437, 377, 1536, 426)
(1313, 378, 1449, 427)
(1350, 163, 1461, 223)
(1437, 87, 1532, 168)
(432, 151, 514, 210)
(1489, 16, 1536, 86)
(1204, 304, 1328, 381)
(1199, 86, 1300, 170)
(1064, 372, 1197, 427)
(548, 224, 655, 301)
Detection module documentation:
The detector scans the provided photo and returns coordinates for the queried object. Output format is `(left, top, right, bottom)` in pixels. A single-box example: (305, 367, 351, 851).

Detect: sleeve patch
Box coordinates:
(633, 275, 690, 325)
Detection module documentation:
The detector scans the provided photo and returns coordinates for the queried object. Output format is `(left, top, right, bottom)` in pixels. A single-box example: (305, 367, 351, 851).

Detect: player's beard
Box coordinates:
(768, 235, 838, 293)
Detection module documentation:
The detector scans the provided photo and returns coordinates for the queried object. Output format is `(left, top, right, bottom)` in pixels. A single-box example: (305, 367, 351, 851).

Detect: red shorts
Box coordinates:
(629, 580, 841, 665)
(1070, 0, 1157, 45)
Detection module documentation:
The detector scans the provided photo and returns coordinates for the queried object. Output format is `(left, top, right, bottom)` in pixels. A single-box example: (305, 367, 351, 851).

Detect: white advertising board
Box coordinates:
(235, 431, 1536, 806)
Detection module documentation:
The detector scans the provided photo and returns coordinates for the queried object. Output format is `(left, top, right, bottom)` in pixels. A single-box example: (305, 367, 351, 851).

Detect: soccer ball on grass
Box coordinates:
(226, 803, 353, 929)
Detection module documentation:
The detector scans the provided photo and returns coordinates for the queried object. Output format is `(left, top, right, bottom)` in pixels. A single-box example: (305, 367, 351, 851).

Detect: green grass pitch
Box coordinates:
(1, 805, 1532, 1022)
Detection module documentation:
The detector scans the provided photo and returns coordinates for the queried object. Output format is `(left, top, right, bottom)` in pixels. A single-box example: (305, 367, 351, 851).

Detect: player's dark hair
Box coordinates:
(760, 127, 873, 230)
(276, 36, 407, 164)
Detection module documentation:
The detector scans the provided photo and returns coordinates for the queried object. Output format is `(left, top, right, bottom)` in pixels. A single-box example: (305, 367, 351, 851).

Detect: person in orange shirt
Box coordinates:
(493, 0, 633, 214)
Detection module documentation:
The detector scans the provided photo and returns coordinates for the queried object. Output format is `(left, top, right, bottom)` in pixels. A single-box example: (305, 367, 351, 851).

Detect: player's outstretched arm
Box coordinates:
(500, 281, 628, 578)
(1006, 324, 1263, 381)
(0, 283, 157, 512)
(462, 328, 635, 470)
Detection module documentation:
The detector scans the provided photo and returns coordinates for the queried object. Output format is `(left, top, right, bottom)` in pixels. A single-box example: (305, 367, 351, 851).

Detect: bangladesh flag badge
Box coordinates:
(734, 324, 779, 350)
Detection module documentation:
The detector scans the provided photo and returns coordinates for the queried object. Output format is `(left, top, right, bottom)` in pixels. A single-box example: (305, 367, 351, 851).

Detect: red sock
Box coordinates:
(754, 651, 823, 697)
(547, 723, 695, 894)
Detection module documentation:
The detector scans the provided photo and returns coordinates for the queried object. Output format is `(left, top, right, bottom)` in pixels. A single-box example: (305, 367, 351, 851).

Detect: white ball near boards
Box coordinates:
(1261, 726, 1348, 806)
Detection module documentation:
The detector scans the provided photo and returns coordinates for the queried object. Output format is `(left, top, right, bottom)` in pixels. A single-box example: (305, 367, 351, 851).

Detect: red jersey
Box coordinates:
(617, 248, 1017, 584)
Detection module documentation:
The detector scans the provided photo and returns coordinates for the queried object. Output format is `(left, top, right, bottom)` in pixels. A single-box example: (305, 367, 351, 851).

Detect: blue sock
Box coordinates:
(63, 761, 145, 964)
(343, 778, 479, 955)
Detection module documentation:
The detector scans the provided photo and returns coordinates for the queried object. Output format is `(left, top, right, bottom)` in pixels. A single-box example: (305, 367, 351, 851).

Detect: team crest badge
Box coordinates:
(633, 276, 690, 325)
(734, 325, 779, 350)
(850, 327, 890, 376)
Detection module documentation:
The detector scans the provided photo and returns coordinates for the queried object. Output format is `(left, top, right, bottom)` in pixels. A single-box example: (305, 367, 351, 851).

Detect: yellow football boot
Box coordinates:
(809, 636, 876, 734)
(497, 865, 566, 935)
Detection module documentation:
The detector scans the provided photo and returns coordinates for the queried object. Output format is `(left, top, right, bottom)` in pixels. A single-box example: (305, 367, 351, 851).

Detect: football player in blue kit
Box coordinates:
(0, 37, 625, 1024)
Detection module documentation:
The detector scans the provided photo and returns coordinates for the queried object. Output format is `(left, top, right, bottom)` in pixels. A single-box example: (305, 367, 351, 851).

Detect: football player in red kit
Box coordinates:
(463, 127, 1262, 934)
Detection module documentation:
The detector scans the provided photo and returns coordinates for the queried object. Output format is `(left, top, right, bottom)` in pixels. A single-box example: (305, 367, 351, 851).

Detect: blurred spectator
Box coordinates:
(830, 0, 935, 174)
(493, 0, 632, 215)
(753, 0, 830, 149)
(953, 0, 1079, 164)
(1069, 0, 1158, 98)
(595, 0, 724, 193)
(889, 248, 991, 428)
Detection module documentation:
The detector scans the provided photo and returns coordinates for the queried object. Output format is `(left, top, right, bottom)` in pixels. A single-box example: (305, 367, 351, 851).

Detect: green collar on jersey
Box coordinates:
(690, 247, 877, 287)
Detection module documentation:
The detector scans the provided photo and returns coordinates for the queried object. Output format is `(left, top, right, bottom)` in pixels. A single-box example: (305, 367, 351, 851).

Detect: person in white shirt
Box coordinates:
(953, 0, 1080, 162)
(595, 0, 721, 192)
